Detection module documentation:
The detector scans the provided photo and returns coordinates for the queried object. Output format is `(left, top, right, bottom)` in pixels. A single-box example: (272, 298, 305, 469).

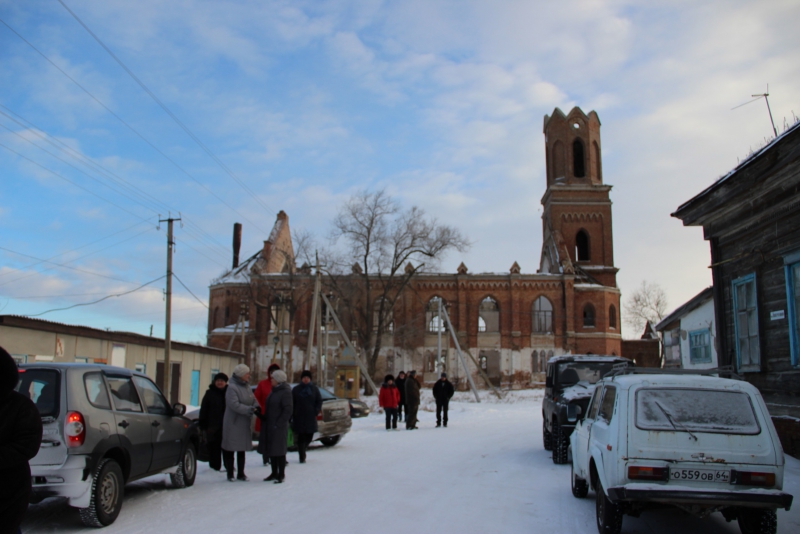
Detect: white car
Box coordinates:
(569, 369, 793, 534)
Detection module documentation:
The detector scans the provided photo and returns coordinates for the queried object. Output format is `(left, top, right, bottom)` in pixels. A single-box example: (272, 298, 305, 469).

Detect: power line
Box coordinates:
(173, 273, 210, 309)
(0, 16, 270, 235)
(57, 0, 274, 217)
(25, 275, 166, 317)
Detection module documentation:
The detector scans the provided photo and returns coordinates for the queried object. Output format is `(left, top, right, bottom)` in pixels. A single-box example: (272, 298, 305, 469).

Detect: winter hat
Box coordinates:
(213, 372, 229, 382)
(441, 372, 447, 378)
(0, 346, 19, 396)
(301, 370, 313, 380)
(384, 374, 395, 383)
(397, 370, 405, 377)
(232, 364, 250, 378)
(267, 363, 281, 376)
(271, 370, 288, 384)
(409, 370, 417, 377)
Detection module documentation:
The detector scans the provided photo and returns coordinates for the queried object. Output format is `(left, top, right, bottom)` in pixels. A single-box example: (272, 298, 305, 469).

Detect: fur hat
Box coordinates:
(232, 364, 250, 378)
(0, 346, 19, 396)
(384, 374, 395, 383)
(441, 372, 447, 378)
(301, 370, 313, 380)
(267, 363, 281, 376)
(213, 372, 229, 383)
(271, 370, 287, 384)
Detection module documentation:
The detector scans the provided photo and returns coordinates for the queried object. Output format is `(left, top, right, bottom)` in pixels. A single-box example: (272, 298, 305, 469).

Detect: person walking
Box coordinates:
(254, 363, 280, 465)
(291, 370, 322, 464)
(259, 370, 292, 483)
(432, 372, 455, 427)
(395, 371, 407, 422)
(221, 364, 257, 482)
(379, 374, 401, 430)
(198, 372, 228, 471)
(0, 346, 43, 534)
(404, 370, 421, 430)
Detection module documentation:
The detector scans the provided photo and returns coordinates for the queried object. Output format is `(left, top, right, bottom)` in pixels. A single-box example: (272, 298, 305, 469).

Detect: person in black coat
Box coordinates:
(0, 346, 43, 534)
(395, 371, 407, 422)
(291, 370, 322, 464)
(198, 372, 228, 471)
(432, 372, 455, 427)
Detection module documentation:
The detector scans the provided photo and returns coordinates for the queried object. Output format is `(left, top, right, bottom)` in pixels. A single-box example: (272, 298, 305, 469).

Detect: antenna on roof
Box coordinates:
(732, 84, 778, 138)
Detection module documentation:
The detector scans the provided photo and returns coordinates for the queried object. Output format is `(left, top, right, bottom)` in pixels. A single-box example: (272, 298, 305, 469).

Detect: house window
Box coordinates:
(732, 274, 760, 372)
(135, 363, 147, 374)
(532, 296, 553, 333)
(608, 305, 617, 329)
(576, 230, 590, 262)
(785, 252, 800, 367)
(583, 303, 596, 328)
(689, 329, 711, 364)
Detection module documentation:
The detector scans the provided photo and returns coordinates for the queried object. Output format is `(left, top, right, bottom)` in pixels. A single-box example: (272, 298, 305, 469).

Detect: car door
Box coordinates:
(106, 374, 153, 478)
(573, 385, 602, 478)
(590, 385, 618, 485)
(133, 375, 185, 472)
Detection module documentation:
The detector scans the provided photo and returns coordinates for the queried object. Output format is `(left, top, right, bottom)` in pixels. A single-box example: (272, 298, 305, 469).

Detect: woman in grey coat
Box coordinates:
(222, 364, 257, 481)
(258, 370, 293, 484)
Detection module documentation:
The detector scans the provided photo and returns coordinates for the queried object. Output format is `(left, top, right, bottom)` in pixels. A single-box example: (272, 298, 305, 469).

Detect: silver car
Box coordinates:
(19, 363, 198, 527)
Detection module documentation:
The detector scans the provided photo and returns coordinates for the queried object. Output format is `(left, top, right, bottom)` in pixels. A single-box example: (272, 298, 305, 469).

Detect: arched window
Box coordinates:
(583, 303, 596, 328)
(532, 296, 553, 333)
(224, 306, 230, 325)
(532, 350, 539, 373)
(609, 304, 617, 329)
(478, 297, 499, 333)
(576, 230, 590, 262)
(573, 138, 585, 178)
(426, 297, 446, 333)
(373, 298, 394, 333)
(213, 307, 220, 329)
(552, 141, 565, 179)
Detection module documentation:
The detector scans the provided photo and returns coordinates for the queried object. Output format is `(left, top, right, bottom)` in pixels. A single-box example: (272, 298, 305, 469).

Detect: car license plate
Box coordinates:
(670, 468, 730, 483)
(331, 409, 346, 417)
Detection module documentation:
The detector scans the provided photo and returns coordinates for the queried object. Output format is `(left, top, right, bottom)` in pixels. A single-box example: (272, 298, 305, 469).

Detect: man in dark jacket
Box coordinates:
(404, 370, 421, 430)
(395, 371, 407, 422)
(291, 370, 322, 464)
(198, 372, 228, 471)
(0, 346, 43, 534)
(432, 372, 455, 427)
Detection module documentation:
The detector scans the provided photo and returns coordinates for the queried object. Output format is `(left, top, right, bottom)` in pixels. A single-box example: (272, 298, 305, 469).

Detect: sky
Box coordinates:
(1, 0, 799, 345)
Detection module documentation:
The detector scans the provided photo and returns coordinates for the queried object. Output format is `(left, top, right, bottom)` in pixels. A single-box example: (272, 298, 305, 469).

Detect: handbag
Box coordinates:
(287, 427, 295, 448)
(197, 431, 210, 462)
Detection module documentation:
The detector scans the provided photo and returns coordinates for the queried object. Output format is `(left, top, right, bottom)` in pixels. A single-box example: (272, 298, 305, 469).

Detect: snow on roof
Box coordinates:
(605, 373, 755, 391)
(547, 354, 629, 364)
(211, 250, 260, 285)
(210, 321, 250, 333)
(655, 286, 714, 331)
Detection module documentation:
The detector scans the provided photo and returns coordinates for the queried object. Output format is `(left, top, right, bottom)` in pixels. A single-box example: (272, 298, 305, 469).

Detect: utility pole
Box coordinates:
(160, 215, 180, 404)
(437, 297, 443, 374)
(304, 253, 322, 371)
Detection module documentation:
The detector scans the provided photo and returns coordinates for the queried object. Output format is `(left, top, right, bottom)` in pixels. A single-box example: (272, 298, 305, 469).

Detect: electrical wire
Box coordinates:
(25, 275, 166, 317)
(173, 273, 210, 309)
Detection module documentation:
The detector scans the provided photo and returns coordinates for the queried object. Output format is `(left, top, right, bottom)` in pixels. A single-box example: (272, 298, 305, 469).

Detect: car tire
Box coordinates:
(737, 508, 777, 534)
(552, 420, 568, 464)
(170, 443, 197, 488)
(571, 460, 589, 498)
(320, 435, 341, 447)
(595, 479, 623, 534)
(543, 419, 553, 451)
(79, 458, 124, 527)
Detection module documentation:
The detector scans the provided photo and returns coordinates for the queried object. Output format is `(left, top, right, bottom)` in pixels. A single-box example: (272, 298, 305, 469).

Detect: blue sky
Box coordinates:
(1, 0, 799, 344)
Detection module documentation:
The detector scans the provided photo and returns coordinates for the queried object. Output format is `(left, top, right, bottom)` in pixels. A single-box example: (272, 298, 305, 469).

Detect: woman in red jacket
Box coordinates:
(379, 374, 401, 430)
(254, 363, 281, 464)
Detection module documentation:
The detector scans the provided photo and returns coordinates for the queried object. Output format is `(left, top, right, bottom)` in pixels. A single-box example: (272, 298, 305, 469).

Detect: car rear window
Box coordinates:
(319, 388, 336, 401)
(16, 368, 60, 418)
(558, 362, 616, 385)
(636, 388, 760, 435)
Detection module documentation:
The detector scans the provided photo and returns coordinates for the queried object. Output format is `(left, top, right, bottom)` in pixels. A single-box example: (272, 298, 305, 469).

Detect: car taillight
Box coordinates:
(730, 470, 775, 487)
(628, 466, 669, 481)
(65, 411, 86, 447)
(316, 413, 323, 421)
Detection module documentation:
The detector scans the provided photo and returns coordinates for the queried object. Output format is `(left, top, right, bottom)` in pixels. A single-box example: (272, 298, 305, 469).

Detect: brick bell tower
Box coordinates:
(539, 107, 618, 288)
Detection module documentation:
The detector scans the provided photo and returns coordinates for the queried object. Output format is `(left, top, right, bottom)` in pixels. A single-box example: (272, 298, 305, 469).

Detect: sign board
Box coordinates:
(771, 310, 785, 321)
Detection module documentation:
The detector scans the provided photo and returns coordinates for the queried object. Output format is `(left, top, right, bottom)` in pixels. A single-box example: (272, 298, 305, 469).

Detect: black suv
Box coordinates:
(19, 363, 199, 527)
(541, 355, 631, 464)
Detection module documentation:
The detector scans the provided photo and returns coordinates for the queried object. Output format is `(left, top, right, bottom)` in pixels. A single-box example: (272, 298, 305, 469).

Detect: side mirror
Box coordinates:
(545, 376, 553, 388)
(172, 403, 186, 416)
(567, 404, 581, 423)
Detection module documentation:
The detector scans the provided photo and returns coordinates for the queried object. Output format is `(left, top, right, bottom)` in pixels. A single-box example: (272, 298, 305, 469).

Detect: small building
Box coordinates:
(621, 322, 661, 368)
(655, 287, 717, 369)
(0, 315, 243, 407)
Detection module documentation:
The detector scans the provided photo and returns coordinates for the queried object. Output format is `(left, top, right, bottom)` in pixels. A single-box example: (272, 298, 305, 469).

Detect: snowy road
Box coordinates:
(21, 389, 800, 533)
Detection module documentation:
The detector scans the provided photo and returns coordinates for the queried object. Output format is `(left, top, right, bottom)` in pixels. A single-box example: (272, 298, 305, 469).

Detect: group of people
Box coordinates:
(379, 370, 455, 430)
(198, 362, 322, 484)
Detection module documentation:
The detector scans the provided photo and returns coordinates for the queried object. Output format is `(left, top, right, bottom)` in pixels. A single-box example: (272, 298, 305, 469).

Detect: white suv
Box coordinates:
(569, 369, 793, 534)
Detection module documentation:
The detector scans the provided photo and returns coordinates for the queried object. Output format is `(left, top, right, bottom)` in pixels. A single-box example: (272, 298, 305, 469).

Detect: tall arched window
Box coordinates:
(583, 303, 596, 328)
(426, 297, 446, 333)
(224, 306, 230, 325)
(373, 298, 394, 333)
(576, 230, 590, 262)
(573, 138, 585, 178)
(213, 307, 220, 329)
(532, 296, 553, 333)
(532, 350, 539, 373)
(479, 297, 499, 333)
(609, 304, 617, 329)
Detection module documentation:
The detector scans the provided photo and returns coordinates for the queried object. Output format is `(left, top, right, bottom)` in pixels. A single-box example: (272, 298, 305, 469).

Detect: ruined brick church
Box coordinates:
(207, 107, 622, 387)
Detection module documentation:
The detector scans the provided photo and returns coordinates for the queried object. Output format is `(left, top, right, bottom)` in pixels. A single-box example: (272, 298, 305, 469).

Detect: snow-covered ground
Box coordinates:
(21, 389, 800, 533)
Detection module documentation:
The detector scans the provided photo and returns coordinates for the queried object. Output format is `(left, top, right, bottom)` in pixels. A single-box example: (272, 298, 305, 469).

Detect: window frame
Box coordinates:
(583, 303, 596, 328)
(106, 375, 144, 413)
(532, 296, 554, 334)
(83, 372, 112, 410)
(597, 385, 616, 423)
(732, 273, 761, 373)
(785, 250, 800, 368)
(688, 328, 712, 364)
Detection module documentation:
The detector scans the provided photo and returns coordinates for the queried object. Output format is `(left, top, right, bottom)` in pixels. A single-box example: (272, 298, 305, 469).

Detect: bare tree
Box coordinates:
(325, 189, 469, 394)
(624, 280, 668, 335)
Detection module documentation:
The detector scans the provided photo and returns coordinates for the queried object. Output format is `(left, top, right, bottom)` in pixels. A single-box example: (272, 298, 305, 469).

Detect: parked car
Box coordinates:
(542, 355, 632, 464)
(348, 398, 371, 418)
(19, 363, 198, 527)
(569, 369, 794, 534)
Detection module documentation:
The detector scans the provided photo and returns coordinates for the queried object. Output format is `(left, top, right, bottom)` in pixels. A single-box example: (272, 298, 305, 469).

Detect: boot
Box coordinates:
(275, 456, 286, 484)
(264, 459, 278, 482)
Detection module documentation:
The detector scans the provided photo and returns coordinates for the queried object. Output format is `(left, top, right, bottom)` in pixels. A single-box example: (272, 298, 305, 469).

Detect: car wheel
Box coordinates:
(595, 479, 623, 534)
(571, 459, 589, 498)
(737, 508, 777, 534)
(170, 443, 197, 488)
(543, 419, 553, 451)
(79, 458, 124, 527)
(320, 435, 341, 447)
(552, 420, 569, 464)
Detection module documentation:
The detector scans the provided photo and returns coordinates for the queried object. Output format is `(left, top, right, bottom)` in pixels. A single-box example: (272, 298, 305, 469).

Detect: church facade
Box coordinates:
(207, 107, 622, 387)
